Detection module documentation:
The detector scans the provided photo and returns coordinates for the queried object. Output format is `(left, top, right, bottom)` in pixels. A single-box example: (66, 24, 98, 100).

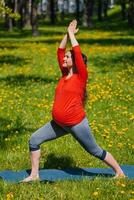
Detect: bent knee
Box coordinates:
(91, 149, 107, 160)
(87, 146, 107, 160)
(29, 135, 40, 151)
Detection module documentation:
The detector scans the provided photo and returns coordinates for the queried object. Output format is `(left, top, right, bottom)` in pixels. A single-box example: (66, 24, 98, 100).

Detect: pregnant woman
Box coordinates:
(22, 20, 125, 182)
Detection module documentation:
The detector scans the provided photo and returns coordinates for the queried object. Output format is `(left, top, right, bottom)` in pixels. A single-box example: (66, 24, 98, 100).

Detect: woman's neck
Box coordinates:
(67, 67, 73, 77)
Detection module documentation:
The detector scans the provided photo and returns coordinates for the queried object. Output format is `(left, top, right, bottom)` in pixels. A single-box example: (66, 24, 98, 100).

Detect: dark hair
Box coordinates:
(69, 50, 88, 107)
(69, 50, 87, 67)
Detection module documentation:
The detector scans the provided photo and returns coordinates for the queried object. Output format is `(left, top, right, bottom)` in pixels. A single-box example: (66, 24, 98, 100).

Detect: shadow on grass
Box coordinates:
(92, 51, 134, 72)
(0, 116, 33, 138)
(43, 153, 76, 169)
(0, 22, 133, 46)
(43, 154, 112, 178)
(93, 19, 132, 32)
(0, 20, 133, 42)
(0, 29, 64, 39)
(11, 37, 133, 46)
(0, 29, 32, 39)
(0, 74, 58, 86)
(0, 116, 34, 148)
(0, 41, 20, 50)
(0, 55, 30, 67)
(79, 38, 134, 46)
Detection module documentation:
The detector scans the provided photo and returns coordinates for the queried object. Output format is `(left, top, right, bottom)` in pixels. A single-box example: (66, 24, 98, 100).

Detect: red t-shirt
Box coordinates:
(52, 45, 88, 126)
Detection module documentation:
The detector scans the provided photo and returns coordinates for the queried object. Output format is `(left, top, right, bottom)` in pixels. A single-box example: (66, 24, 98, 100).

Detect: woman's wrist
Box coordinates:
(68, 30, 79, 47)
(68, 29, 74, 36)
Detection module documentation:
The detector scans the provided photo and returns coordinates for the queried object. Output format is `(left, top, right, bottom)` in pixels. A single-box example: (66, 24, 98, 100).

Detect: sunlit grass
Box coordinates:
(0, 10, 134, 200)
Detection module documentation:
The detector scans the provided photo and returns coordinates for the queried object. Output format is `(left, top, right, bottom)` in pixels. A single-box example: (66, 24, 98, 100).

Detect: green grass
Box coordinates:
(0, 7, 134, 200)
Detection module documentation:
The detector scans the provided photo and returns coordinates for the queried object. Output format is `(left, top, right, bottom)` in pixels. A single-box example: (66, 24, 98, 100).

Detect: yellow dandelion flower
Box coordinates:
(120, 190, 125, 194)
(121, 183, 126, 187)
(117, 131, 123, 135)
(122, 128, 128, 132)
(117, 143, 123, 148)
(6, 124, 11, 129)
(6, 192, 14, 200)
(40, 47, 47, 53)
(92, 191, 99, 196)
(130, 115, 134, 121)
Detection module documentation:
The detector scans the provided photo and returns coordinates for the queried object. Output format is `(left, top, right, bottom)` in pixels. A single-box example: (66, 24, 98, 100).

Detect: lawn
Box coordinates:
(0, 9, 134, 200)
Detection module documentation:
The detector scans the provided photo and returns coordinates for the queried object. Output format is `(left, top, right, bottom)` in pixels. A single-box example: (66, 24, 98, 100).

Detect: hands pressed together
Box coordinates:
(67, 19, 79, 35)
(59, 19, 79, 49)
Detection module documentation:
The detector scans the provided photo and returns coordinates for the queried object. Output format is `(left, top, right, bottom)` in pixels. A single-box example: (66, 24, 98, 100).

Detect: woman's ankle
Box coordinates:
(30, 172, 39, 179)
(114, 167, 124, 174)
(115, 171, 125, 176)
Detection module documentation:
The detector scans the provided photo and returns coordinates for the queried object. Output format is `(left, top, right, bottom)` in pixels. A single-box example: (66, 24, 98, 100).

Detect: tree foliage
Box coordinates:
(0, 0, 20, 20)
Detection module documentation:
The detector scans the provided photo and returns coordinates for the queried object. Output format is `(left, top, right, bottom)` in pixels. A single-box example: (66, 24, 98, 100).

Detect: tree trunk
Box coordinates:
(18, 0, 25, 29)
(109, 0, 114, 8)
(103, 0, 108, 19)
(60, 0, 64, 21)
(24, 0, 31, 28)
(5, 14, 13, 31)
(121, 0, 126, 20)
(40, 0, 43, 14)
(14, 0, 18, 14)
(4, 0, 14, 31)
(50, 0, 56, 24)
(98, 0, 103, 21)
(31, 0, 39, 36)
(128, 0, 134, 27)
(12, 0, 18, 27)
(66, 0, 69, 13)
(76, 0, 80, 23)
(83, 0, 94, 28)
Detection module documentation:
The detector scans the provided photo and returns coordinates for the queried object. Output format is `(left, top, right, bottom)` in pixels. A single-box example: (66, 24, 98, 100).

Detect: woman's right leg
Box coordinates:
(22, 120, 68, 182)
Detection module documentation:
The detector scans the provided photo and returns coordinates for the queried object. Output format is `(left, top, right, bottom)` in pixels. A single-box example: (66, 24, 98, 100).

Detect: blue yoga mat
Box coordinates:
(0, 165, 133, 183)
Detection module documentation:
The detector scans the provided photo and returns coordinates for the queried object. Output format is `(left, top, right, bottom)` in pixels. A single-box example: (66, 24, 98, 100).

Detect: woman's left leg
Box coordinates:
(65, 117, 125, 177)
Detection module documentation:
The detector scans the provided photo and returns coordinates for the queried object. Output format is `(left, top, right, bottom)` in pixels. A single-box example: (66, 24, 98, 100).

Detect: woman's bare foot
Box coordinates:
(113, 173, 126, 179)
(20, 175, 40, 183)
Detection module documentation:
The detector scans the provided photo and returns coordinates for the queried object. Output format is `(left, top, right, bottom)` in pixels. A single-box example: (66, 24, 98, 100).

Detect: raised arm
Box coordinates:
(59, 21, 78, 48)
(67, 20, 88, 83)
(57, 22, 79, 76)
(59, 34, 68, 49)
(67, 20, 79, 47)
(57, 34, 68, 76)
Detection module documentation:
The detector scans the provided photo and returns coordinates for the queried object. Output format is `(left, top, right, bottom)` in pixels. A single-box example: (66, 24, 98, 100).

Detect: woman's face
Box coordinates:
(62, 51, 73, 69)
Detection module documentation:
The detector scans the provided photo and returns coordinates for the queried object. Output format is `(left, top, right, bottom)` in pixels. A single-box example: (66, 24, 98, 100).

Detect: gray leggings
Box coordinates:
(29, 117, 107, 160)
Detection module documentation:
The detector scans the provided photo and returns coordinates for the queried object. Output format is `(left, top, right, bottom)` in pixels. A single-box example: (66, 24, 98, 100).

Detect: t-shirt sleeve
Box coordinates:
(57, 48, 68, 76)
(72, 45, 88, 83)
